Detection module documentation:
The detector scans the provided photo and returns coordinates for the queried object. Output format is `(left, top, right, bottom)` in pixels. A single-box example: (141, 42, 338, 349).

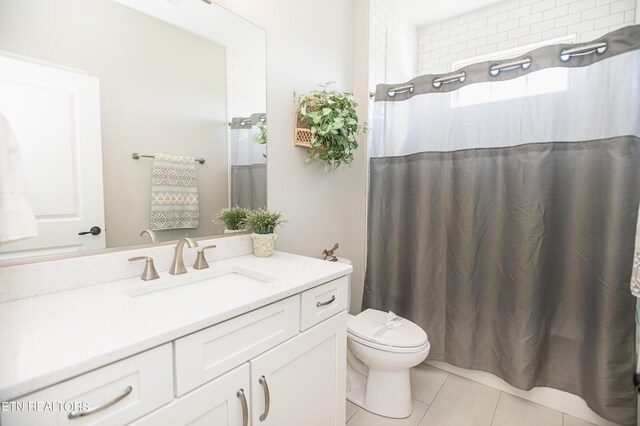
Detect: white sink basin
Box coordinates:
(124, 267, 277, 298)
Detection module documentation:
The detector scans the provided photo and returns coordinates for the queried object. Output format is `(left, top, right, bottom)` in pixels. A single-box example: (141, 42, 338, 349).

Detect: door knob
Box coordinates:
(78, 226, 101, 236)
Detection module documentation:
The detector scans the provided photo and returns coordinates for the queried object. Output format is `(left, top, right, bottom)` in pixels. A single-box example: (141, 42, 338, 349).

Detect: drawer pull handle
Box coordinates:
(68, 385, 133, 419)
(316, 295, 336, 307)
(236, 388, 249, 426)
(259, 375, 270, 421)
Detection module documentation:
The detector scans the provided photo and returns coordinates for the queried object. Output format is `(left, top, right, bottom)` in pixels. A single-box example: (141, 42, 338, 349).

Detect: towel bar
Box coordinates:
(132, 152, 205, 164)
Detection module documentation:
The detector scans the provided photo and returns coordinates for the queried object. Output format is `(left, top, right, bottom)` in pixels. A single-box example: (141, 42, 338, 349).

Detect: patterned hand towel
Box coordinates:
(150, 153, 199, 230)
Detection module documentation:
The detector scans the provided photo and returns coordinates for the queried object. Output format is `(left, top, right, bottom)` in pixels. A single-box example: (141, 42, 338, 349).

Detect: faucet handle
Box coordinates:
(129, 256, 160, 281)
(193, 245, 217, 270)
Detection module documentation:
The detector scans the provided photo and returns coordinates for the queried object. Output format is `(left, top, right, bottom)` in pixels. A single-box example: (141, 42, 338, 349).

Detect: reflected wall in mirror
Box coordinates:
(0, 0, 266, 262)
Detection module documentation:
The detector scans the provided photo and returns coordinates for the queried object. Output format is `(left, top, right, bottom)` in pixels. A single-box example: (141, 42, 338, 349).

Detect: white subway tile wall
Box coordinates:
(369, 0, 417, 89)
(226, 48, 266, 122)
(417, 0, 637, 75)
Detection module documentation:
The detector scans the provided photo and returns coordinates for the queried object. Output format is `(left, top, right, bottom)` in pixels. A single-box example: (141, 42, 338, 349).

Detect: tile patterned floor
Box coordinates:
(346, 364, 597, 426)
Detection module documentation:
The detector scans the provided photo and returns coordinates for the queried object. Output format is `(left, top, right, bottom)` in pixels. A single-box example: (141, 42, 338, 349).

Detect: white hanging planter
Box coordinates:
(252, 233, 277, 257)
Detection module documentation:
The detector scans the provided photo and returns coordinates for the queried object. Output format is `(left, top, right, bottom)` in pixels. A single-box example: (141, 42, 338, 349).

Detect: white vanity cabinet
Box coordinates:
(250, 311, 347, 426)
(138, 276, 348, 426)
(1, 273, 350, 426)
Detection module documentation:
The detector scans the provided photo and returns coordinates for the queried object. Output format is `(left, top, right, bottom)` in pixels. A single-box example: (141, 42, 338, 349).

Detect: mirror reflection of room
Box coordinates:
(0, 0, 266, 261)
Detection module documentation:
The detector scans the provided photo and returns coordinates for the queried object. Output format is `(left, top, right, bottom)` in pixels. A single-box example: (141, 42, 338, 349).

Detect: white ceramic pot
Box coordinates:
(224, 228, 246, 234)
(252, 233, 277, 257)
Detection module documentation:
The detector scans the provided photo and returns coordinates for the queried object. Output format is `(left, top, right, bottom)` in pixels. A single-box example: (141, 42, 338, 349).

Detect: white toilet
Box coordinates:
(346, 309, 430, 419)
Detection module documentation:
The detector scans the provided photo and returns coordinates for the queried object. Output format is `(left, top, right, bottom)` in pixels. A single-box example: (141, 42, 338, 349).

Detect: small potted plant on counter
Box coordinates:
(213, 206, 250, 234)
(246, 209, 286, 257)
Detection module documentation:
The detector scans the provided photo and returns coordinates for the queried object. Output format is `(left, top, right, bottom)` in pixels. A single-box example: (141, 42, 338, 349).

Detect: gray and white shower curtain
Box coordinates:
(229, 113, 267, 209)
(363, 26, 640, 425)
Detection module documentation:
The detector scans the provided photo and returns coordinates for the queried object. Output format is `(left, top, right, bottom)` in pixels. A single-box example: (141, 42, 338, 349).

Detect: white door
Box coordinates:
(0, 55, 105, 260)
(250, 312, 347, 426)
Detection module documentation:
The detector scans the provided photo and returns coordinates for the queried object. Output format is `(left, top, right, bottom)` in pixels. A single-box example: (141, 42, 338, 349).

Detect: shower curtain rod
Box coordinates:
(227, 114, 267, 127)
(370, 41, 609, 99)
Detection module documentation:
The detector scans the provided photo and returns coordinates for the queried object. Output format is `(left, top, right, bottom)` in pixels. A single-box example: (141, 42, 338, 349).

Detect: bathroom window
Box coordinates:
(450, 35, 576, 108)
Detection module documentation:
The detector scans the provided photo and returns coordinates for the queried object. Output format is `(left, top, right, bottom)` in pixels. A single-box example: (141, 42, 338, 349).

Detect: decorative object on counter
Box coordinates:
(214, 206, 250, 234)
(322, 243, 339, 262)
(294, 82, 367, 171)
(150, 153, 200, 230)
(246, 209, 286, 257)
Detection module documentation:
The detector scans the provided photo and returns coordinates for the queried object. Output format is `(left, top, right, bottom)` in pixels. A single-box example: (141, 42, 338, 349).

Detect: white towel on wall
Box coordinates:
(0, 111, 37, 245)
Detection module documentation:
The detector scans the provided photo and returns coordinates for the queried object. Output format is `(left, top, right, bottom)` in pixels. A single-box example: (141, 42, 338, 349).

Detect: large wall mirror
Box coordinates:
(0, 0, 266, 262)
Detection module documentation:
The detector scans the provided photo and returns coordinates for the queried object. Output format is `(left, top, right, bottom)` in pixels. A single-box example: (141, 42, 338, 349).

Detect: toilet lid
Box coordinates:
(347, 309, 428, 348)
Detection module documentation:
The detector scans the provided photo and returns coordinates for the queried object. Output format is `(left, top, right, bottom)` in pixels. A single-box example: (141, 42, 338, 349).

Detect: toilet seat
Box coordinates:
(348, 331, 431, 354)
(347, 309, 429, 353)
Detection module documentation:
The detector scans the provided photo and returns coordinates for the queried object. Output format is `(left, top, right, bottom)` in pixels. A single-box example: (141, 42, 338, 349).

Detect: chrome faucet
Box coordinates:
(169, 237, 198, 275)
(140, 229, 157, 242)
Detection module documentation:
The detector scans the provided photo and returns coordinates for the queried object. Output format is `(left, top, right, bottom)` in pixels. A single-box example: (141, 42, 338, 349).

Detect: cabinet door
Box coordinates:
(131, 363, 250, 426)
(1, 344, 173, 426)
(250, 311, 347, 426)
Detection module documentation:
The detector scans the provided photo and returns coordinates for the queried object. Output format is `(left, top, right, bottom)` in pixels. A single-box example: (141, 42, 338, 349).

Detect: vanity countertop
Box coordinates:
(0, 252, 352, 401)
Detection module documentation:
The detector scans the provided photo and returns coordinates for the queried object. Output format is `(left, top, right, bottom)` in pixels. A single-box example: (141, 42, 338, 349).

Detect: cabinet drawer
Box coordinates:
(1, 344, 173, 426)
(300, 276, 348, 331)
(131, 363, 250, 426)
(174, 295, 300, 396)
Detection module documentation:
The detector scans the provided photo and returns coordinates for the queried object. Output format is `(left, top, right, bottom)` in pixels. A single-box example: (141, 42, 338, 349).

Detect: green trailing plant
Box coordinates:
(252, 120, 267, 159)
(294, 82, 367, 171)
(253, 120, 267, 145)
(246, 209, 286, 234)
(213, 206, 250, 231)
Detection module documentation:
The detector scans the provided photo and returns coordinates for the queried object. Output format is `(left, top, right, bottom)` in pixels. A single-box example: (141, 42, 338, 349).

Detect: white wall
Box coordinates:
(418, 0, 637, 74)
(215, 0, 369, 313)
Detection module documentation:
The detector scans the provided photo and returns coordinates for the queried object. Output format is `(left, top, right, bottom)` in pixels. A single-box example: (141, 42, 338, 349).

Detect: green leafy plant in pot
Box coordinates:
(295, 81, 367, 171)
(246, 209, 286, 257)
(213, 206, 250, 234)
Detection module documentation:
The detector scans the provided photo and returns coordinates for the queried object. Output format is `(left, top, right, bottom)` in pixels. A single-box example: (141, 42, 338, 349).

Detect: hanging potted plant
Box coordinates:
(294, 82, 367, 171)
(246, 209, 286, 257)
(213, 206, 250, 234)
